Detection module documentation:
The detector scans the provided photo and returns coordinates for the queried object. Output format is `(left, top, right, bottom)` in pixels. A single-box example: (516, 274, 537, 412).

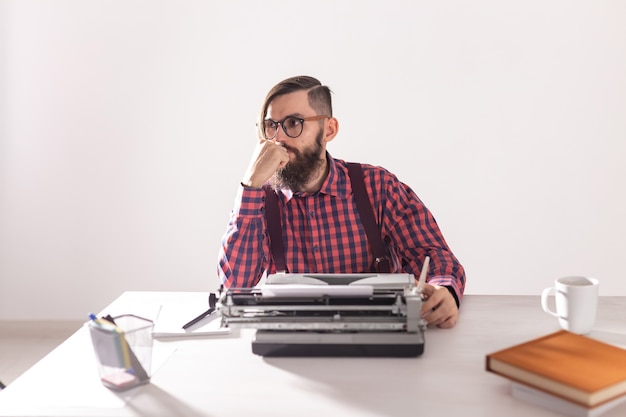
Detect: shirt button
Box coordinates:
(309, 211, 315, 217)
(313, 246, 319, 252)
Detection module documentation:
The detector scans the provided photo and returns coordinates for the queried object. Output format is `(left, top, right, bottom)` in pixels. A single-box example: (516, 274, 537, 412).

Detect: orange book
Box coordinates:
(486, 331, 626, 408)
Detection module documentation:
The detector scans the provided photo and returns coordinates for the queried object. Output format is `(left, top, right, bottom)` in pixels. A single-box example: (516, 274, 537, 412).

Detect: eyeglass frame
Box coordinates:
(258, 115, 330, 140)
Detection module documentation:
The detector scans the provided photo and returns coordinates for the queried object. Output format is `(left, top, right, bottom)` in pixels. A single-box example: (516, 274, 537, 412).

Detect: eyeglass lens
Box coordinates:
(263, 117, 304, 139)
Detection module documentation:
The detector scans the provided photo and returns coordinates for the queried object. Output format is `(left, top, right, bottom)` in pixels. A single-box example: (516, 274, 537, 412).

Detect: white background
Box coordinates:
(1, 0, 625, 320)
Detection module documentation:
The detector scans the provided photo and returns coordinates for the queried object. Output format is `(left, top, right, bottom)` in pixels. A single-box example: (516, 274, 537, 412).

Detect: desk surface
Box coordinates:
(1, 292, 625, 417)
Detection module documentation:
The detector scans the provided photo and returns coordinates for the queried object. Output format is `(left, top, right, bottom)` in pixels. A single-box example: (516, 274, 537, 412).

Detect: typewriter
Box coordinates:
(218, 273, 426, 357)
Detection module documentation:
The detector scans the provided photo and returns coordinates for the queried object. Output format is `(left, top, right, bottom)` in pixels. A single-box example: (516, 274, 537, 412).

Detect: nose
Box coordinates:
(274, 123, 290, 143)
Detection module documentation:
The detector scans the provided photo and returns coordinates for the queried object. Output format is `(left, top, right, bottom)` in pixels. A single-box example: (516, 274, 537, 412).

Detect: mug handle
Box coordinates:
(541, 287, 559, 317)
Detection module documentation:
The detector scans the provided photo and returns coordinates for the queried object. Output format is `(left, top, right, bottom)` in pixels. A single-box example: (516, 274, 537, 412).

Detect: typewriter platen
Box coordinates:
(218, 273, 426, 357)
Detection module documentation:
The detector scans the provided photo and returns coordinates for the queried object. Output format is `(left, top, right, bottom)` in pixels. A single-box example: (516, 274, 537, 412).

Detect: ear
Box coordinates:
(323, 117, 339, 144)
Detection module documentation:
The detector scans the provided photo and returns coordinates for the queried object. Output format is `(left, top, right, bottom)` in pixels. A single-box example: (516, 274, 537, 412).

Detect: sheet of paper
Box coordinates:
(152, 304, 231, 338)
(261, 284, 373, 297)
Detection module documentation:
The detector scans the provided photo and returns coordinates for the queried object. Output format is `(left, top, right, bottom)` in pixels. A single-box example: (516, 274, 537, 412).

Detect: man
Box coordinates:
(218, 76, 466, 328)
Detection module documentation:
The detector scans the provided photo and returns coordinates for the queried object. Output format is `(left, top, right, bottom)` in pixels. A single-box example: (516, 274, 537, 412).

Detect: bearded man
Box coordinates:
(217, 76, 466, 328)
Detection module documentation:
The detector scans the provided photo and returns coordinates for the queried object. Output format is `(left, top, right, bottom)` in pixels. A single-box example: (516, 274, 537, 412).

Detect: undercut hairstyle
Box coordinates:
(258, 76, 333, 127)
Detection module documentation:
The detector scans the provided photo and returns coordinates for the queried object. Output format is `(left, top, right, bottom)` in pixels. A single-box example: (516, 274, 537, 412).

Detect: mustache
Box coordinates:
(280, 144, 298, 154)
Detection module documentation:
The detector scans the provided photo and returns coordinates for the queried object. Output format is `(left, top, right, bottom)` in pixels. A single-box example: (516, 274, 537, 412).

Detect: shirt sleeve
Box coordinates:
(372, 169, 466, 306)
(217, 185, 271, 288)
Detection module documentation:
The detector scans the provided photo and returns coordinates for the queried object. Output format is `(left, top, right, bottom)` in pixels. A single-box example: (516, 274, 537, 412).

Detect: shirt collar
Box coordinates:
(318, 152, 348, 198)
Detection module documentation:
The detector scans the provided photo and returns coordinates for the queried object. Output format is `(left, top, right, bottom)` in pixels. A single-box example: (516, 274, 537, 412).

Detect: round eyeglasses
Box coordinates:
(260, 115, 330, 140)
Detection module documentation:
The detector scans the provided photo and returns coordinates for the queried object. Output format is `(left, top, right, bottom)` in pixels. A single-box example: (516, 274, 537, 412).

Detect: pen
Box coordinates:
(182, 307, 216, 330)
(88, 313, 117, 330)
(182, 292, 218, 330)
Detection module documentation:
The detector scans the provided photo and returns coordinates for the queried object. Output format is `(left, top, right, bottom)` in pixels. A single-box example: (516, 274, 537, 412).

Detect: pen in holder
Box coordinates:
(88, 314, 153, 391)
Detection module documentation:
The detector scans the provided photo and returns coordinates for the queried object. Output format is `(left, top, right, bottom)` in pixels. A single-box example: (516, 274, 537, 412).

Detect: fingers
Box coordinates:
(437, 316, 458, 329)
(262, 141, 289, 169)
(243, 141, 289, 188)
(427, 311, 458, 328)
(420, 284, 459, 328)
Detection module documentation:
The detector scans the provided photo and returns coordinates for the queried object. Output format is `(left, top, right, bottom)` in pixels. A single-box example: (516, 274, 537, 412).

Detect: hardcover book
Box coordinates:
(511, 382, 626, 417)
(486, 331, 626, 408)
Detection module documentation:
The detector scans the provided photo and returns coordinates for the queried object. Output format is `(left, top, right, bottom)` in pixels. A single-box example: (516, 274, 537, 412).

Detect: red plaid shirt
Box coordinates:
(218, 154, 466, 304)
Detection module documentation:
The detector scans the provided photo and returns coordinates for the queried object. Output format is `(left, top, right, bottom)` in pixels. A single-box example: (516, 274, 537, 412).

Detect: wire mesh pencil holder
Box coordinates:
(88, 314, 153, 391)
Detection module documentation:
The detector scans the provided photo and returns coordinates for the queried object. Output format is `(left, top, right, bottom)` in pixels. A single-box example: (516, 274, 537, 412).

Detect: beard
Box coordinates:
(270, 130, 325, 191)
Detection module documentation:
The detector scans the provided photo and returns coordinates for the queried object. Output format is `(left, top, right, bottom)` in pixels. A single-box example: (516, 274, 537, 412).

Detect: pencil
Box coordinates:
(417, 256, 430, 292)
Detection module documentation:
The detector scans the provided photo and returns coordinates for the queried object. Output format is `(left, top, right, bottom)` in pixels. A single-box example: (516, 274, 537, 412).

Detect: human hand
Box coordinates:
(241, 140, 289, 188)
(420, 284, 459, 328)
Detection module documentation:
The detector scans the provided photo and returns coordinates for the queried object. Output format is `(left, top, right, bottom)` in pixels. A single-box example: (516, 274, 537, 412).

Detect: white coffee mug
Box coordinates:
(541, 276, 599, 334)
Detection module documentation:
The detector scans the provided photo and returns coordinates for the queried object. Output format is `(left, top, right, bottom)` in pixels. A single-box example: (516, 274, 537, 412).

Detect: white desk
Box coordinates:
(1, 292, 625, 417)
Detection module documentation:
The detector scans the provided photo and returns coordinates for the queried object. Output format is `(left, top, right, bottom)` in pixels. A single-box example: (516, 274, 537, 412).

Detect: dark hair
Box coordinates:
(258, 76, 333, 127)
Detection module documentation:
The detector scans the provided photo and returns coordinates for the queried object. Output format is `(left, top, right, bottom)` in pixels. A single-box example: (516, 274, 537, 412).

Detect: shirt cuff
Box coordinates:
(234, 184, 266, 217)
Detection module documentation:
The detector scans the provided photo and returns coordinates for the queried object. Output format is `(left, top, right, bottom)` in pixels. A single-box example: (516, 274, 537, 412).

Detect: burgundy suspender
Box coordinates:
(263, 187, 288, 273)
(346, 163, 391, 273)
(263, 162, 390, 274)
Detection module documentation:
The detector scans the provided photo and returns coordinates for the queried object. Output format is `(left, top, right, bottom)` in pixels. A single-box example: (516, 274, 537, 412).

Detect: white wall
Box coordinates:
(1, 0, 625, 320)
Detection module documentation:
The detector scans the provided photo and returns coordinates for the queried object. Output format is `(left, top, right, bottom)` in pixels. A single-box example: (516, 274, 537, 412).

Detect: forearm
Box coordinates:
(217, 186, 269, 288)
(380, 176, 466, 305)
